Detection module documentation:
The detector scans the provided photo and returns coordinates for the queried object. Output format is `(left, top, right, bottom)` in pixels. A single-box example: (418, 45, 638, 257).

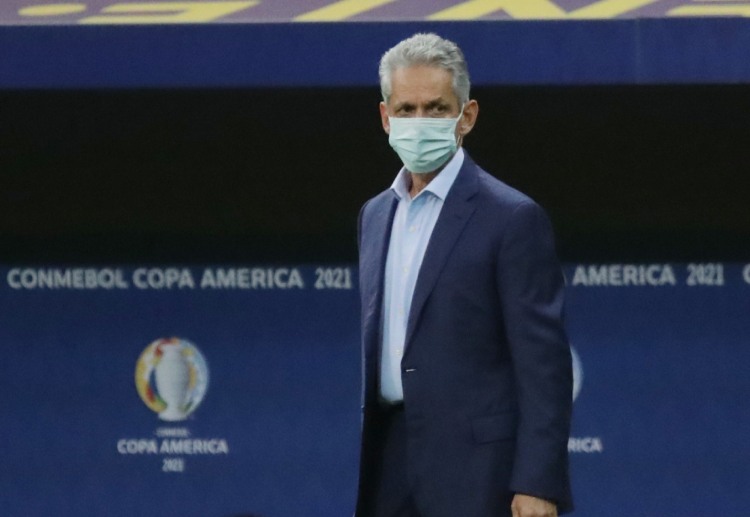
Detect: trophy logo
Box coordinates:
(135, 337, 209, 421)
(571, 346, 584, 402)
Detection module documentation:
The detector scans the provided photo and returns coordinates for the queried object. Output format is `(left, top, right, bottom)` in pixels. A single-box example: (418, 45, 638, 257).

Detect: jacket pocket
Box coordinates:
(471, 411, 518, 444)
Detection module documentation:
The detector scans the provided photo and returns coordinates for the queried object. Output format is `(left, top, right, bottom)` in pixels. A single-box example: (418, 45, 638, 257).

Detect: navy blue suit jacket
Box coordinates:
(357, 153, 573, 516)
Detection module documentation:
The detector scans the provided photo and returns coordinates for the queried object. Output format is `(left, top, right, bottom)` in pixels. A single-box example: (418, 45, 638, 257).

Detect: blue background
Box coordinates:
(3, 19, 750, 88)
(0, 266, 361, 517)
(565, 264, 750, 516)
(1, 264, 749, 515)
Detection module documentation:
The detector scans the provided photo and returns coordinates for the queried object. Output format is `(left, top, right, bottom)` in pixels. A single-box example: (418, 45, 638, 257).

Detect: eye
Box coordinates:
(395, 106, 415, 117)
(429, 104, 449, 116)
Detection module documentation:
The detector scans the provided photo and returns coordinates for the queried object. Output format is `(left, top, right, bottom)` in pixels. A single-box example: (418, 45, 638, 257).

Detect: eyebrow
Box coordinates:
(394, 98, 451, 111)
(424, 99, 450, 110)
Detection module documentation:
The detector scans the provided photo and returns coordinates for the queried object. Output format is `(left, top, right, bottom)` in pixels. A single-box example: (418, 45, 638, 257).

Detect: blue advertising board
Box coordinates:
(565, 262, 750, 516)
(3, 5, 750, 88)
(1, 262, 749, 515)
(0, 265, 361, 517)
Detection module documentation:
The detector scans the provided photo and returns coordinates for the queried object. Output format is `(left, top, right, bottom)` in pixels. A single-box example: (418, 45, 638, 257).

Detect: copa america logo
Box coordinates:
(135, 337, 209, 421)
(571, 346, 583, 402)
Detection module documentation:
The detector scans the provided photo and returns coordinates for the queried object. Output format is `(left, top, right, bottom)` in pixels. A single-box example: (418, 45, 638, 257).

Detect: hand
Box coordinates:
(511, 493, 557, 517)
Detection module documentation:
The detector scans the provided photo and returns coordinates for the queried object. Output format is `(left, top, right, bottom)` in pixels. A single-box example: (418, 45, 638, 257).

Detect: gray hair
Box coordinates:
(379, 33, 471, 106)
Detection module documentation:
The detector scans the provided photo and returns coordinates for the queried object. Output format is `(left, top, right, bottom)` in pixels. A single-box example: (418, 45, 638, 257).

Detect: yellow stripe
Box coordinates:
(669, 5, 750, 17)
(428, 0, 565, 20)
(295, 0, 397, 22)
(79, 1, 258, 24)
(570, 0, 659, 19)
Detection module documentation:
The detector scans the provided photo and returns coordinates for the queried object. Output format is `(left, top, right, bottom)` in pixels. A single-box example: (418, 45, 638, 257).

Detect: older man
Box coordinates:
(356, 33, 573, 517)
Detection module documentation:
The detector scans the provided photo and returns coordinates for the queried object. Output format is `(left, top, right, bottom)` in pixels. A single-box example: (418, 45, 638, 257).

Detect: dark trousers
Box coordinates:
(356, 404, 421, 517)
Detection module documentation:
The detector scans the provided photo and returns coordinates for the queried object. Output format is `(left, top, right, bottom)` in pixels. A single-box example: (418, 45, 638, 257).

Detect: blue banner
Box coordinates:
(0, 265, 361, 517)
(4, 18, 750, 88)
(1, 263, 749, 515)
(565, 263, 750, 516)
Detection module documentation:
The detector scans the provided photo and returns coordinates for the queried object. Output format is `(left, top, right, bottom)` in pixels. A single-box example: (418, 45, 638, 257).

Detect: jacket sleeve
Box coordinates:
(495, 199, 573, 508)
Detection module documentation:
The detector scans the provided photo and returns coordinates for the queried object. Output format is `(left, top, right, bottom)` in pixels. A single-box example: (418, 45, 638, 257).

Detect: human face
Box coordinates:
(379, 65, 478, 141)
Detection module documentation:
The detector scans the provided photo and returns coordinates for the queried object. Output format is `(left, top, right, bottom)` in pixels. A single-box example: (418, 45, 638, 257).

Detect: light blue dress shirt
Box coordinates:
(380, 148, 465, 403)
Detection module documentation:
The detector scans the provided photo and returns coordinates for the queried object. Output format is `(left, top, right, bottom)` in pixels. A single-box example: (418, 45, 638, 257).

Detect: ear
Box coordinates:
(379, 102, 390, 134)
(457, 99, 479, 138)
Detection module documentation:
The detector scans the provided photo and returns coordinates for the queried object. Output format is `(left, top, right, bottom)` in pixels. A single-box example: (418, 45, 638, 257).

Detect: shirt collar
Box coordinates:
(390, 147, 465, 201)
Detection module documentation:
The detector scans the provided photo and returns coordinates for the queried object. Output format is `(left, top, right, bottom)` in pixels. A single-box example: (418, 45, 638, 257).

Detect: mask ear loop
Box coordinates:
(456, 103, 467, 147)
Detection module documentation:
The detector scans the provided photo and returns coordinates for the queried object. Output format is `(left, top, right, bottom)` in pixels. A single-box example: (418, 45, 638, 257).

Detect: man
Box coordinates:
(356, 33, 573, 517)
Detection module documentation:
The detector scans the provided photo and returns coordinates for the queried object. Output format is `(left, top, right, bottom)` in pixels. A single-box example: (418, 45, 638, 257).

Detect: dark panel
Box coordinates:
(1, 86, 749, 262)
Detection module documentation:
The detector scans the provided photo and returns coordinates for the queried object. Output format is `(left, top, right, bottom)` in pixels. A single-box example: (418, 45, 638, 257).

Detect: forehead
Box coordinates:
(388, 65, 457, 106)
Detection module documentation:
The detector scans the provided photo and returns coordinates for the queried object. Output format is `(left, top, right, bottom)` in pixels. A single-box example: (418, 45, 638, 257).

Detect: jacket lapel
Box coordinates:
(360, 192, 398, 401)
(361, 192, 398, 316)
(405, 156, 479, 350)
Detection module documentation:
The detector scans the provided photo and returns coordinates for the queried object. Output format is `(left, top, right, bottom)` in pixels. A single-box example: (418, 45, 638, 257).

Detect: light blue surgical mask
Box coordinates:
(388, 109, 464, 174)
